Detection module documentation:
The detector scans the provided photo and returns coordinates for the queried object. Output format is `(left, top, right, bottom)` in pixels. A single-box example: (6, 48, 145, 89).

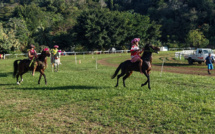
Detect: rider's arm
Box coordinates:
(34, 51, 37, 57)
(131, 46, 139, 54)
(131, 50, 138, 54)
(28, 51, 33, 58)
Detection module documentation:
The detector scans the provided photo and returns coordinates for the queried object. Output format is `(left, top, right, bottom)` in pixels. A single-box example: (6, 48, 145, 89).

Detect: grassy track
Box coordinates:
(0, 52, 215, 133)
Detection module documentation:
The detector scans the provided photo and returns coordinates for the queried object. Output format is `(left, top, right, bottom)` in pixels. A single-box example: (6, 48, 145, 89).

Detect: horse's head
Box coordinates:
(144, 44, 160, 54)
(41, 48, 51, 57)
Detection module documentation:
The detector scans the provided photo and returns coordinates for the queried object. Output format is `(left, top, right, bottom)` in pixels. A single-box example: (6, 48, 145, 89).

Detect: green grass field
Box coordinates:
(0, 52, 215, 133)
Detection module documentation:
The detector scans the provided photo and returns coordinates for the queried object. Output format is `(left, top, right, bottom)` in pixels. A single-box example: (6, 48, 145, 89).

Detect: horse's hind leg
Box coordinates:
(19, 70, 28, 83)
(123, 71, 132, 87)
(16, 74, 20, 85)
(54, 63, 58, 72)
(115, 69, 126, 87)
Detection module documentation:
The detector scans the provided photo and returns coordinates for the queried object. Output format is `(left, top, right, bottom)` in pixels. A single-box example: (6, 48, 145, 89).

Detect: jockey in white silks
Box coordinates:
(51, 45, 60, 72)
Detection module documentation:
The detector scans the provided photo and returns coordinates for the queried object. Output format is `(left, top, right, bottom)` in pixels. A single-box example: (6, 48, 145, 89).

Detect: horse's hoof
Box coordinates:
(141, 84, 146, 87)
(17, 82, 20, 85)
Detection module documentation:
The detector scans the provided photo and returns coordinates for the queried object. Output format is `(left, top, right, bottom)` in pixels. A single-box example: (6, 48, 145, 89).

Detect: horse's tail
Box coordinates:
(13, 60, 20, 77)
(111, 63, 123, 79)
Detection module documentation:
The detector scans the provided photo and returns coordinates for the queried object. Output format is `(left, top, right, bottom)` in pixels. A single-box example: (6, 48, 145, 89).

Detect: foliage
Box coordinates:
(2, 0, 215, 52)
(0, 23, 20, 52)
(186, 29, 209, 48)
(72, 9, 160, 50)
(106, 0, 215, 48)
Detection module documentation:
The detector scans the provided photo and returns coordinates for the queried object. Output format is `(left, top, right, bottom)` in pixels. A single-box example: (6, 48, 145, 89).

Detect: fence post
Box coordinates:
(96, 57, 98, 69)
(160, 59, 165, 77)
(75, 52, 77, 65)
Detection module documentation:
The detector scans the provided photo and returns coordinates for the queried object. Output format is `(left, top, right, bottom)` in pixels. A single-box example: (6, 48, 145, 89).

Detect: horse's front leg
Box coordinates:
(54, 63, 57, 72)
(57, 63, 59, 72)
(38, 73, 42, 84)
(147, 74, 151, 89)
(43, 73, 47, 85)
(141, 71, 150, 89)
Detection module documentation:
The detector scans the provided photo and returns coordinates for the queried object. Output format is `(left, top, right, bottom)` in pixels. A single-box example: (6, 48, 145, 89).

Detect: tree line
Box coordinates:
(0, 0, 214, 53)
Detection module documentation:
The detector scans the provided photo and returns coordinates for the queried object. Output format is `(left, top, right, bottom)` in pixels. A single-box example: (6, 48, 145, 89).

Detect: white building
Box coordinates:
(160, 46, 168, 51)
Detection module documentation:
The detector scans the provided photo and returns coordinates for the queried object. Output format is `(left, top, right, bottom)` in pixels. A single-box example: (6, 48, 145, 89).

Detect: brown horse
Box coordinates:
(112, 44, 160, 89)
(13, 48, 50, 85)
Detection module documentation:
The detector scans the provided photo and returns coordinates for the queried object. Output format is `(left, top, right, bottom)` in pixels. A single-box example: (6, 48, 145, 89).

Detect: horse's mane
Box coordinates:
(37, 50, 47, 61)
(141, 44, 160, 61)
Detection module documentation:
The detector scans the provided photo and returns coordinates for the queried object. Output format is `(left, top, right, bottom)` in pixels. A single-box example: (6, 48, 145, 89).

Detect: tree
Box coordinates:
(72, 9, 161, 50)
(34, 26, 52, 47)
(0, 27, 20, 52)
(186, 29, 209, 48)
(7, 18, 30, 48)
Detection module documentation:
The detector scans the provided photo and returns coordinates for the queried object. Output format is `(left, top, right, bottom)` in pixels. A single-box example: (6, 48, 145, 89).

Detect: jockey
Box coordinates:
(51, 45, 59, 63)
(28, 44, 38, 76)
(130, 38, 143, 74)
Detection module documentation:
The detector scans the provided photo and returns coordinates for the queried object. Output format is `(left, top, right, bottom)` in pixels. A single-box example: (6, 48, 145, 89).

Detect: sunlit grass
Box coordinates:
(0, 53, 214, 133)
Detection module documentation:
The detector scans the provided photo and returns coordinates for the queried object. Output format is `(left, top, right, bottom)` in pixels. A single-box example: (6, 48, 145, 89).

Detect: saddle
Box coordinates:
(28, 58, 45, 69)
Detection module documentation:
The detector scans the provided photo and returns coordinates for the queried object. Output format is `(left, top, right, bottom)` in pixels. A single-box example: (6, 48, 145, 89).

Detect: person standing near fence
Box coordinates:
(204, 53, 214, 74)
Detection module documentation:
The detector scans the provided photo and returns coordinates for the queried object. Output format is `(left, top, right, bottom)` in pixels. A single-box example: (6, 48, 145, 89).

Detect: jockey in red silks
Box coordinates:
(130, 38, 143, 74)
(28, 44, 38, 76)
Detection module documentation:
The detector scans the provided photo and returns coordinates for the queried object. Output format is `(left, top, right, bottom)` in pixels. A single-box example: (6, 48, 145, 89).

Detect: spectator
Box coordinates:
(204, 53, 214, 74)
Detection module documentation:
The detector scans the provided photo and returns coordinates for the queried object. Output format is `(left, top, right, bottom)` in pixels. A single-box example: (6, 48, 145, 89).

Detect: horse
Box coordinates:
(111, 44, 160, 89)
(51, 50, 60, 72)
(13, 48, 50, 85)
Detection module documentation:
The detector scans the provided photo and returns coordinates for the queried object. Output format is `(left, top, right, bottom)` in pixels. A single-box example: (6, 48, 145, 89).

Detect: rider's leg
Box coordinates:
(137, 59, 143, 74)
(32, 61, 38, 76)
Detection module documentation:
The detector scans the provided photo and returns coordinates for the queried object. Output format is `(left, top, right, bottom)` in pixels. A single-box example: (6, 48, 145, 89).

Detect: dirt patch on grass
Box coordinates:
(98, 57, 215, 76)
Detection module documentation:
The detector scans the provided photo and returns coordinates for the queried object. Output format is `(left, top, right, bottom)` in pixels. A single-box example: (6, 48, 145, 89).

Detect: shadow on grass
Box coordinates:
(9, 85, 108, 90)
(0, 84, 15, 86)
(0, 72, 13, 77)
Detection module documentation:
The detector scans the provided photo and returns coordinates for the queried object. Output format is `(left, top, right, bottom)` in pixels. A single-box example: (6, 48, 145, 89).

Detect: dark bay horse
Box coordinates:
(13, 48, 50, 85)
(112, 44, 160, 89)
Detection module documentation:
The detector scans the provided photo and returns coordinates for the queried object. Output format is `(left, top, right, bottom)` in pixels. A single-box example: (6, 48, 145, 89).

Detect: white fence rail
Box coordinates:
(1, 50, 131, 59)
